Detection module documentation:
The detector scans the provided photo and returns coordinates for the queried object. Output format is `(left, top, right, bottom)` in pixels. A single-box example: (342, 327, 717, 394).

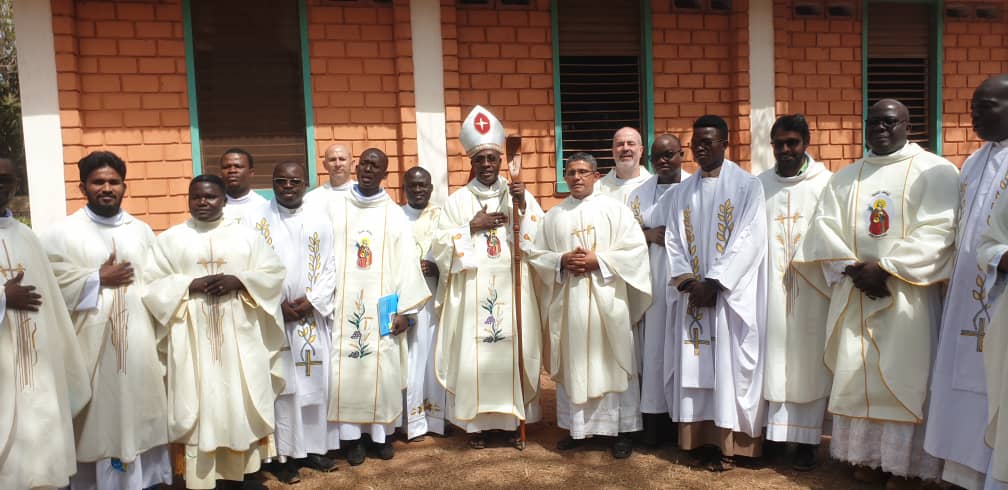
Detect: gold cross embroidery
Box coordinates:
(571, 220, 597, 251)
(961, 321, 986, 352)
(296, 349, 323, 376)
(684, 326, 711, 356)
(0, 240, 25, 280)
(197, 240, 227, 363)
(1, 239, 37, 389)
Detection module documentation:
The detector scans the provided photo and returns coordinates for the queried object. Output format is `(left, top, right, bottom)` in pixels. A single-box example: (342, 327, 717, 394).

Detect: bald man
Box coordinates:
(304, 144, 356, 208)
(795, 99, 959, 485)
(594, 127, 652, 205)
(932, 74, 1008, 490)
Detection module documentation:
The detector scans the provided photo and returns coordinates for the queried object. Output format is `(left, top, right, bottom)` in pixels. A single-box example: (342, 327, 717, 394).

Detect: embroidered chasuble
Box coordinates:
(927, 140, 1008, 487)
(794, 142, 958, 425)
(528, 193, 652, 436)
(625, 173, 688, 414)
(594, 167, 652, 205)
(326, 189, 431, 427)
(224, 191, 268, 226)
(42, 209, 170, 468)
(431, 178, 544, 431)
(663, 160, 768, 441)
(0, 213, 91, 489)
(402, 203, 447, 437)
(143, 217, 286, 488)
(249, 200, 340, 457)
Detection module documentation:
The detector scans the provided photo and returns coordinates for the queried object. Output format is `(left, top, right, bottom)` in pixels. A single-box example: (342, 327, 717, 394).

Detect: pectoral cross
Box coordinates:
(296, 350, 323, 376)
(684, 326, 710, 356)
(0, 240, 25, 280)
(961, 319, 986, 352)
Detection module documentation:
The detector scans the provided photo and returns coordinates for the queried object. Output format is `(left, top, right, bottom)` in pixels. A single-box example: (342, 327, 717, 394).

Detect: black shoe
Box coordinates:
(345, 440, 366, 466)
(612, 434, 633, 459)
(241, 473, 269, 490)
(792, 443, 818, 471)
(762, 439, 787, 463)
(374, 441, 395, 460)
(270, 460, 301, 484)
(640, 414, 661, 448)
(556, 435, 584, 451)
(300, 453, 338, 472)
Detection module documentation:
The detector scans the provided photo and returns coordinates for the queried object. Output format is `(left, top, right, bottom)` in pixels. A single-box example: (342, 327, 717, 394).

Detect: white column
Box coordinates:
(13, 0, 67, 230)
(409, 0, 449, 205)
(748, 0, 776, 174)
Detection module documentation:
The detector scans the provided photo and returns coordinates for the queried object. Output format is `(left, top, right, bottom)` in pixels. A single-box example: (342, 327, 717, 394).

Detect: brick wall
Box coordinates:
(52, 0, 192, 231)
(773, 0, 862, 172)
(941, 5, 1008, 166)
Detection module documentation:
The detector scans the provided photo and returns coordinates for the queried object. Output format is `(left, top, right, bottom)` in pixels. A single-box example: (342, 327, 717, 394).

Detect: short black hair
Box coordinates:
(78, 151, 127, 182)
(405, 166, 431, 179)
(189, 174, 226, 193)
(220, 148, 254, 169)
(770, 114, 811, 144)
(272, 160, 306, 178)
(566, 152, 598, 171)
(693, 115, 730, 142)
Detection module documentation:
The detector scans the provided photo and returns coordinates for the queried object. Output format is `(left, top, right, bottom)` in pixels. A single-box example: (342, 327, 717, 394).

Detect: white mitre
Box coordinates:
(460, 105, 505, 157)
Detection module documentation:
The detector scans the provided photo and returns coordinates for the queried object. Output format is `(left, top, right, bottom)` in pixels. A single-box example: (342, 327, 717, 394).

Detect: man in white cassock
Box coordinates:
(594, 127, 652, 204)
(144, 175, 286, 490)
(431, 105, 544, 450)
(325, 148, 430, 466)
(304, 143, 356, 208)
(529, 153, 651, 459)
(42, 152, 171, 490)
(628, 134, 689, 447)
(248, 162, 340, 481)
(970, 74, 1008, 490)
(756, 115, 832, 471)
(401, 166, 447, 439)
(220, 148, 268, 225)
(795, 99, 959, 486)
(0, 156, 90, 489)
(663, 115, 768, 471)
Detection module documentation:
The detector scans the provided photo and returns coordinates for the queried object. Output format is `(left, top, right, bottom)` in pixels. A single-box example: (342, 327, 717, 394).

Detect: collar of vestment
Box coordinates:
(403, 203, 431, 219)
(83, 205, 129, 226)
(864, 142, 925, 166)
(324, 180, 355, 192)
(272, 199, 303, 216)
(465, 177, 510, 200)
(771, 153, 826, 184)
(188, 216, 226, 232)
(0, 208, 13, 228)
(227, 191, 257, 204)
(568, 191, 601, 206)
(350, 184, 390, 207)
(605, 166, 651, 185)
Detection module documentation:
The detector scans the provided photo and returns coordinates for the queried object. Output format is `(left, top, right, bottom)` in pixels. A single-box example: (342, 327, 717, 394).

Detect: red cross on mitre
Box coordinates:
(474, 113, 491, 134)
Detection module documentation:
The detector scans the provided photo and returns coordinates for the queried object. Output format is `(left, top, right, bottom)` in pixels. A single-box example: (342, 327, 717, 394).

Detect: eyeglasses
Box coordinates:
(652, 151, 685, 161)
(272, 178, 305, 187)
(865, 117, 906, 130)
(564, 168, 596, 178)
(690, 139, 726, 150)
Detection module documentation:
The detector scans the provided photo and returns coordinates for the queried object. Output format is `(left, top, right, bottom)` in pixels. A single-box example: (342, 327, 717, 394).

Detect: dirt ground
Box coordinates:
(222, 376, 888, 490)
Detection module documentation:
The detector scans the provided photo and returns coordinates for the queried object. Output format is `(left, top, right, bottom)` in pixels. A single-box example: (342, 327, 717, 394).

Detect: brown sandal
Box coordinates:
(468, 434, 486, 449)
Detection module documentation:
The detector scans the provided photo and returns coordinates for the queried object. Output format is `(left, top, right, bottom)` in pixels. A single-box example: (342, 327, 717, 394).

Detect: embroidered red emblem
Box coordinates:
(474, 113, 491, 135)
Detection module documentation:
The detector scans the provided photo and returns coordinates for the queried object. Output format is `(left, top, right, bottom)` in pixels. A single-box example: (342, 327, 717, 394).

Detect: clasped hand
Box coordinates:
(561, 247, 599, 275)
(189, 273, 244, 297)
(282, 297, 315, 323)
(683, 278, 720, 309)
(844, 261, 891, 299)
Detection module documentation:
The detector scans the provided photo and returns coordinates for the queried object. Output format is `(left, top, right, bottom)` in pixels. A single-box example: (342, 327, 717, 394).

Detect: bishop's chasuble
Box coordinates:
(626, 173, 687, 415)
(326, 188, 430, 442)
(432, 178, 544, 432)
(594, 167, 652, 205)
(402, 203, 447, 437)
(795, 142, 957, 479)
(529, 193, 651, 438)
(250, 200, 340, 458)
(144, 217, 286, 489)
(663, 160, 768, 454)
(757, 156, 833, 446)
(0, 212, 90, 489)
(927, 140, 1008, 490)
(42, 208, 172, 489)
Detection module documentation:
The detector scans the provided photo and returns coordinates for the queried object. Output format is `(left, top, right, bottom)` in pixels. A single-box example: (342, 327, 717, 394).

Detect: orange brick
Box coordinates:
(103, 93, 142, 109)
(123, 110, 161, 127)
(139, 58, 177, 74)
(116, 3, 155, 21)
(84, 111, 124, 128)
(135, 21, 173, 39)
(118, 39, 157, 56)
(80, 39, 118, 56)
(141, 94, 181, 109)
(101, 21, 137, 39)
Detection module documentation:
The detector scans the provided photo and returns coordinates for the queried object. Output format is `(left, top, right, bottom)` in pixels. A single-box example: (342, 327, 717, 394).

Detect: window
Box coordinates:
(865, 2, 938, 151)
(188, 0, 310, 189)
(554, 0, 646, 183)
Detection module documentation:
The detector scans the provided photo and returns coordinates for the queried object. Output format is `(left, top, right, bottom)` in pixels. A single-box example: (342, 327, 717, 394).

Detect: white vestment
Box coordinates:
(42, 208, 172, 490)
(593, 167, 652, 205)
(402, 203, 447, 438)
(249, 200, 341, 458)
(927, 140, 1008, 489)
(794, 142, 958, 479)
(431, 178, 544, 432)
(757, 157, 833, 445)
(0, 212, 91, 489)
(303, 181, 355, 209)
(224, 191, 268, 226)
(326, 188, 431, 443)
(663, 161, 768, 438)
(626, 173, 688, 414)
(144, 218, 286, 489)
(529, 193, 652, 438)
(976, 139, 1008, 486)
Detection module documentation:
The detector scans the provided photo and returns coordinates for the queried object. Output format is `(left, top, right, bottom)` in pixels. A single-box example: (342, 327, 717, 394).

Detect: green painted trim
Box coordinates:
(298, 0, 318, 188)
(931, 0, 943, 156)
(182, 0, 202, 176)
(551, 0, 568, 193)
(641, 0, 654, 171)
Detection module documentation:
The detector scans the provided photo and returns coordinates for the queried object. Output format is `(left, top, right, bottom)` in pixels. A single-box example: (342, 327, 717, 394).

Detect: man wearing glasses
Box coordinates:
(795, 99, 959, 486)
(626, 134, 689, 448)
(664, 115, 769, 471)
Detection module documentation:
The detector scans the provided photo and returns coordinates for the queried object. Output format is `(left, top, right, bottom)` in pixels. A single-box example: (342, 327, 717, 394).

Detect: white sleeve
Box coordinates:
(822, 259, 856, 287)
(0, 288, 6, 325)
(75, 271, 101, 311)
(596, 255, 616, 285)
